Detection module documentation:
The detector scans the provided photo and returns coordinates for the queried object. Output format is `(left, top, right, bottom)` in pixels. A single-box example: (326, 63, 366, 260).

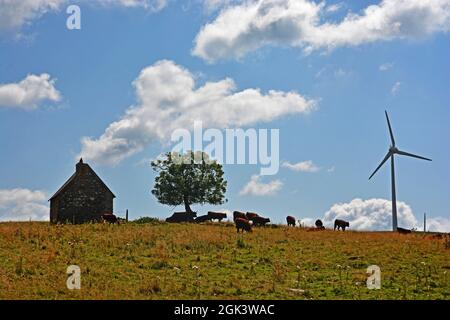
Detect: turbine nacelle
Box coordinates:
(389, 146, 398, 153)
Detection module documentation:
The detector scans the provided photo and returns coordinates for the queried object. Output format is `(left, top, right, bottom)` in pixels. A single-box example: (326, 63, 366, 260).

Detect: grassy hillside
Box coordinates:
(0, 221, 448, 300)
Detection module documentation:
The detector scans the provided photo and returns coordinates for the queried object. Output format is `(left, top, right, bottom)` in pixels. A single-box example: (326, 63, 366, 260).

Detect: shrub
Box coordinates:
(133, 217, 162, 224)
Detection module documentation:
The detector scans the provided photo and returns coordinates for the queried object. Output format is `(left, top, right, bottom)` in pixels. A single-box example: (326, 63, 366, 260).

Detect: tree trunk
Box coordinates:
(184, 196, 193, 214)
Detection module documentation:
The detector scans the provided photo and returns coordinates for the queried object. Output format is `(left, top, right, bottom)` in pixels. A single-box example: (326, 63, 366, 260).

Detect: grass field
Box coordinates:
(0, 221, 449, 300)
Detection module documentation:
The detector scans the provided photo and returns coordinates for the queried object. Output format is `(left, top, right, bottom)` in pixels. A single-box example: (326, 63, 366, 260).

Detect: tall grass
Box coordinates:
(0, 222, 448, 299)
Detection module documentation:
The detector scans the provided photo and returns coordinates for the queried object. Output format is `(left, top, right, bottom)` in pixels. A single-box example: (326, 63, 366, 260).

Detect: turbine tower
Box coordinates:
(369, 111, 432, 231)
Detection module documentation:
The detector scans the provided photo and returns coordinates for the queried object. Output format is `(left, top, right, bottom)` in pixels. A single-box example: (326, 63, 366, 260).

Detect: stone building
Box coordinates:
(49, 159, 115, 224)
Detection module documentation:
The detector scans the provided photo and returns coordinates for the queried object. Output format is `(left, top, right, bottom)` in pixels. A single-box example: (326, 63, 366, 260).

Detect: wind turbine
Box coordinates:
(369, 111, 432, 231)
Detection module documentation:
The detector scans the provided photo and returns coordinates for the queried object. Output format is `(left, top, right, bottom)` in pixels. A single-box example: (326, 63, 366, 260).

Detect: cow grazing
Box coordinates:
(166, 211, 197, 223)
(315, 219, 325, 230)
(207, 211, 227, 222)
(246, 212, 259, 221)
(235, 218, 252, 233)
(194, 215, 212, 223)
(397, 227, 412, 234)
(233, 211, 246, 221)
(286, 216, 296, 227)
(334, 219, 349, 231)
(102, 213, 119, 225)
(252, 216, 270, 227)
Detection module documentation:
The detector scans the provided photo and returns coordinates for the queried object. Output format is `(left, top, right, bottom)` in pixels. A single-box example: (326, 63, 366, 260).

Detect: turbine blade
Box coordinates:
(385, 110, 396, 147)
(395, 149, 432, 161)
(369, 151, 392, 180)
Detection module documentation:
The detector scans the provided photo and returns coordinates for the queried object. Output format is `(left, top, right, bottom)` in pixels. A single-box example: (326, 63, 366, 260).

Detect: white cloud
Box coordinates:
(315, 66, 348, 79)
(202, 0, 240, 12)
(79, 59, 316, 165)
(391, 81, 402, 95)
(0, 0, 168, 32)
(0, 73, 61, 110)
(282, 160, 320, 172)
(97, 0, 168, 11)
(379, 62, 394, 71)
(426, 217, 450, 233)
(193, 0, 450, 62)
(323, 198, 418, 231)
(299, 217, 315, 227)
(0, 0, 64, 32)
(327, 166, 335, 172)
(239, 175, 282, 196)
(325, 3, 343, 13)
(0, 188, 49, 221)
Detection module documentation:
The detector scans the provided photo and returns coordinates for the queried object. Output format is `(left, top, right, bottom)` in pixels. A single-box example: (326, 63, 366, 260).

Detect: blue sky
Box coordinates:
(0, 0, 449, 231)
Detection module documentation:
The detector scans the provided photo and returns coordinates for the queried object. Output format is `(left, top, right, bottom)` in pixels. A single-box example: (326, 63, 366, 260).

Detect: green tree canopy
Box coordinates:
(151, 151, 227, 214)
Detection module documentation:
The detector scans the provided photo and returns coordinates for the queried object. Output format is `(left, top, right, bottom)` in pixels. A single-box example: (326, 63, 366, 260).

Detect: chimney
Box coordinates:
(76, 158, 85, 173)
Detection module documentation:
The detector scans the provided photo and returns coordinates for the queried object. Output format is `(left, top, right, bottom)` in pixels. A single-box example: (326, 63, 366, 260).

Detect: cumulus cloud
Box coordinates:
(282, 160, 320, 172)
(193, 0, 450, 62)
(426, 217, 450, 233)
(299, 217, 315, 227)
(323, 198, 418, 231)
(239, 175, 282, 196)
(0, 0, 168, 32)
(0, 0, 64, 32)
(0, 73, 61, 110)
(0, 188, 49, 221)
(79, 59, 316, 165)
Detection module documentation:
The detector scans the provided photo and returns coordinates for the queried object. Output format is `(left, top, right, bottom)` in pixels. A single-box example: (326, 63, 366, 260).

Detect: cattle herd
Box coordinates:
(102, 210, 351, 233)
(163, 210, 351, 234)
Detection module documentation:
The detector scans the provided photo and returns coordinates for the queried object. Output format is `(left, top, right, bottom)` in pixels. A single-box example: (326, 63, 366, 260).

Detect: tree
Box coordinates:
(151, 151, 227, 214)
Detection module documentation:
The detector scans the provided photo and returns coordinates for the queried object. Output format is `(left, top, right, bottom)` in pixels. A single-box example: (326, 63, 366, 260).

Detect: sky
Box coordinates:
(1, 0, 450, 232)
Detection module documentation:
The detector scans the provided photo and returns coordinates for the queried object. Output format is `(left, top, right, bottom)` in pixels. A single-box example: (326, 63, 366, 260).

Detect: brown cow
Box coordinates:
(235, 217, 252, 233)
(252, 216, 270, 227)
(334, 219, 349, 231)
(397, 227, 412, 234)
(233, 211, 246, 221)
(102, 213, 119, 225)
(246, 212, 259, 221)
(166, 211, 197, 223)
(286, 216, 296, 227)
(207, 211, 227, 222)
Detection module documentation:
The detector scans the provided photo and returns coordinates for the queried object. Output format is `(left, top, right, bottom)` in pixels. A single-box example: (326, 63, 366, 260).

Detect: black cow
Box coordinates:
(166, 211, 197, 223)
(397, 227, 412, 234)
(252, 216, 270, 227)
(315, 219, 325, 230)
(286, 216, 296, 227)
(194, 215, 212, 223)
(334, 219, 349, 231)
(207, 211, 227, 222)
